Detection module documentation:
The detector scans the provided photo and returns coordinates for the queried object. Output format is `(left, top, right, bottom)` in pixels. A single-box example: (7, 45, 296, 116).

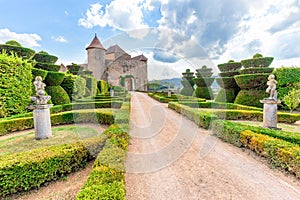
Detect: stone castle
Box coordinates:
(83, 34, 148, 91)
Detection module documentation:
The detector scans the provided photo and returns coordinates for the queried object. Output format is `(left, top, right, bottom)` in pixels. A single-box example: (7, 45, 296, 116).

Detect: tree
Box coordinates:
(283, 88, 300, 113)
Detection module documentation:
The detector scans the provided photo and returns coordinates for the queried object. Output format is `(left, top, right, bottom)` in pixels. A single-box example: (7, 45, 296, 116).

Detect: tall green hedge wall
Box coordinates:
(0, 52, 32, 117)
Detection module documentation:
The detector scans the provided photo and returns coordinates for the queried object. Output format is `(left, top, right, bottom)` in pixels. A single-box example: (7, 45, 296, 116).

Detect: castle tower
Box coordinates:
(86, 34, 106, 80)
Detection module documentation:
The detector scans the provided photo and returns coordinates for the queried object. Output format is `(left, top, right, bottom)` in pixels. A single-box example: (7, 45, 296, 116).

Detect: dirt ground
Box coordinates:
(125, 92, 300, 200)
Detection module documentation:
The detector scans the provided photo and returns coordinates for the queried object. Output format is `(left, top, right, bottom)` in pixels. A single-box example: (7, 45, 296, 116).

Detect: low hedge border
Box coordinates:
(0, 137, 107, 197)
(148, 92, 206, 103)
(240, 130, 300, 178)
(0, 101, 122, 121)
(76, 96, 130, 199)
(212, 120, 300, 146)
(0, 109, 115, 136)
(179, 101, 263, 111)
(168, 102, 218, 129)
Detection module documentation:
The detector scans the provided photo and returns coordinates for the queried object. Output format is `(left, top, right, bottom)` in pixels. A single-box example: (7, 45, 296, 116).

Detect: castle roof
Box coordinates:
(86, 34, 105, 50)
(106, 44, 126, 55)
(132, 54, 148, 61)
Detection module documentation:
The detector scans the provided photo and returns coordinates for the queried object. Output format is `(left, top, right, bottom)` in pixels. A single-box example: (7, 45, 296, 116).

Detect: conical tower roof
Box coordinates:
(86, 34, 105, 50)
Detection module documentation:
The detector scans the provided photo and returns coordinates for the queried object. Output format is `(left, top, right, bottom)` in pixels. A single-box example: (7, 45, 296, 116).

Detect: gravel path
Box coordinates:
(125, 92, 300, 200)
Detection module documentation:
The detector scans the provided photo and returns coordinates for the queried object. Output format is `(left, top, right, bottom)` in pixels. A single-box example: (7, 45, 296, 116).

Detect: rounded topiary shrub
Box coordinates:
(193, 87, 213, 99)
(44, 71, 65, 86)
(45, 86, 70, 105)
(97, 80, 110, 95)
(234, 89, 267, 108)
(216, 77, 240, 89)
(234, 73, 269, 90)
(32, 68, 48, 80)
(67, 63, 84, 75)
(239, 67, 274, 75)
(214, 88, 237, 103)
(5, 40, 22, 47)
(33, 52, 58, 64)
(0, 44, 35, 59)
(61, 74, 86, 101)
(34, 62, 61, 72)
(81, 75, 97, 97)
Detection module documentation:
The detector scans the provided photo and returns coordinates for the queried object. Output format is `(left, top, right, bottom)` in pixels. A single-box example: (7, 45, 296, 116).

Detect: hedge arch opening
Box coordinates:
(120, 75, 135, 91)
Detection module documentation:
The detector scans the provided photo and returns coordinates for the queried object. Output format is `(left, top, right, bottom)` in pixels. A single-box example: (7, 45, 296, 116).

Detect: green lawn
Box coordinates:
(0, 126, 101, 156)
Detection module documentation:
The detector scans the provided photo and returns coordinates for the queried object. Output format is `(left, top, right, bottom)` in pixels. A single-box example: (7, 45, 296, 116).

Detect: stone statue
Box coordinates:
(266, 74, 277, 100)
(31, 76, 51, 105)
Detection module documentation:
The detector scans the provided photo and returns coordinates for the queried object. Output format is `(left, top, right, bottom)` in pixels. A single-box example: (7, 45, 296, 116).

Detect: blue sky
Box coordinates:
(0, 0, 300, 80)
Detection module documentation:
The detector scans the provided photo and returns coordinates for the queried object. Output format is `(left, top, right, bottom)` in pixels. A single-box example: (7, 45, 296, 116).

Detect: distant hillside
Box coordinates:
(150, 77, 220, 89)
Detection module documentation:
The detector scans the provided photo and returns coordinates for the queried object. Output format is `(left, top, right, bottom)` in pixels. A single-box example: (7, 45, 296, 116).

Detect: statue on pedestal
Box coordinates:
(265, 74, 278, 101)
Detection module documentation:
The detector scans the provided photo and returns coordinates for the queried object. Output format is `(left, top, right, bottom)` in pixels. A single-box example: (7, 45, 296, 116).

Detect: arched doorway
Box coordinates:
(120, 75, 135, 91)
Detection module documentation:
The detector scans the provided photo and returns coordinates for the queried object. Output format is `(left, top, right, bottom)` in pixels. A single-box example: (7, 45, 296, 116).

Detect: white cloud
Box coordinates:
(51, 36, 68, 43)
(0, 28, 41, 47)
(78, 1, 148, 32)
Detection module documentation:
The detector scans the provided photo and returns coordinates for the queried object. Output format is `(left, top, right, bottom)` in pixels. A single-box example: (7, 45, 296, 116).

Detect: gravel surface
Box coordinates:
(125, 92, 300, 200)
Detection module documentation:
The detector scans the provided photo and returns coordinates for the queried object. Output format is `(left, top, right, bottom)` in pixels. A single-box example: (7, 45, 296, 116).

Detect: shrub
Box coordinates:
(0, 140, 105, 197)
(219, 71, 239, 77)
(45, 86, 70, 105)
(44, 71, 66, 86)
(214, 89, 238, 103)
(61, 74, 86, 101)
(0, 52, 32, 118)
(217, 62, 242, 72)
(273, 67, 300, 87)
(239, 67, 274, 75)
(33, 52, 58, 64)
(97, 80, 110, 95)
(34, 62, 61, 72)
(32, 68, 48, 80)
(0, 44, 35, 59)
(5, 40, 21, 47)
(283, 89, 300, 113)
(234, 73, 269, 89)
(234, 89, 267, 108)
(67, 63, 84, 75)
(82, 75, 97, 97)
(240, 130, 300, 178)
(216, 77, 240, 89)
(241, 57, 274, 68)
(0, 109, 115, 136)
(193, 87, 214, 100)
(193, 77, 215, 87)
(180, 86, 194, 96)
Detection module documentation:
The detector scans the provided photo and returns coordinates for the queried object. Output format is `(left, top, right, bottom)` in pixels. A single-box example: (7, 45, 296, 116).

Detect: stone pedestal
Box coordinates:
(260, 99, 281, 129)
(29, 104, 53, 140)
(110, 89, 114, 97)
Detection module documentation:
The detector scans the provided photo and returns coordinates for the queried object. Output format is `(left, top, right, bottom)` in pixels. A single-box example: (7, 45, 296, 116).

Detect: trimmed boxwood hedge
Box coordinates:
(273, 67, 300, 87)
(82, 75, 97, 97)
(239, 67, 274, 75)
(67, 63, 84, 75)
(44, 71, 66, 86)
(0, 137, 107, 198)
(0, 109, 115, 136)
(241, 57, 274, 68)
(0, 52, 32, 118)
(61, 74, 86, 101)
(97, 80, 110, 95)
(34, 62, 61, 72)
(0, 44, 35, 59)
(45, 86, 70, 105)
(234, 73, 269, 89)
(234, 89, 267, 108)
(33, 52, 58, 64)
(32, 68, 48, 80)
